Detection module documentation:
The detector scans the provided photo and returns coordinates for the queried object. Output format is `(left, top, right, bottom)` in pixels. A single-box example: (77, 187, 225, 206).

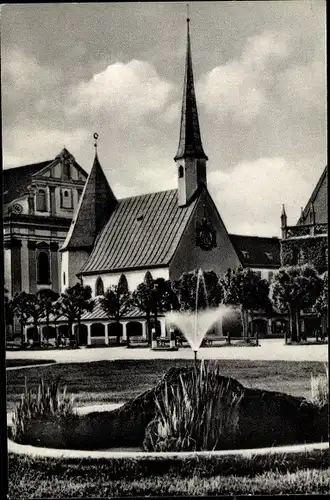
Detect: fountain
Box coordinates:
(166, 269, 231, 363)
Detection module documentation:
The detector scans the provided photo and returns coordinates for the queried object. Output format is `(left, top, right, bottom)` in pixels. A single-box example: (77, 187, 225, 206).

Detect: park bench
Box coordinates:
(6, 341, 19, 350)
(202, 335, 231, 347)
(156, 338, 169, 347)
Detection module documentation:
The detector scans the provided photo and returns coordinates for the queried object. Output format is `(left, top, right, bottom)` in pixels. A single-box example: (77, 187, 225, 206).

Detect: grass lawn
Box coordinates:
(7, 451, 330, 497)
(6, 359, 327, 411)
(6, 359, 56, 368)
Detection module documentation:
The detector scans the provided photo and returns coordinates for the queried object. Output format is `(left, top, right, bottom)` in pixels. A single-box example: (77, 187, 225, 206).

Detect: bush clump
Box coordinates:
(143, 361, 243, 451)
(11, 377, 77, 444)
(311, 364, 328, 408)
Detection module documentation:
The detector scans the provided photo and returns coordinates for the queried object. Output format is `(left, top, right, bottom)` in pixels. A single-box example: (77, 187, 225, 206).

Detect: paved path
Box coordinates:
(6, 339, 328, 363)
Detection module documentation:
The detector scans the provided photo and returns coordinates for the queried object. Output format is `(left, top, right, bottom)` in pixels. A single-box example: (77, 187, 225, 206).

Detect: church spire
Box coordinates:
(61, 134, 117, 252)
(174, 17, 208, 162)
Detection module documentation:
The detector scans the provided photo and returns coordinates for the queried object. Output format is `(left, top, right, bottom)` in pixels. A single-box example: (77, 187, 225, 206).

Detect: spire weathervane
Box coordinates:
(93, 132, 99, 154)
(186, 3, 190, 22)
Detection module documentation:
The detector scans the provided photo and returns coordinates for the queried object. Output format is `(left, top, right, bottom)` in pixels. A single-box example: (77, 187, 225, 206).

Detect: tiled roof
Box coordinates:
(36, 298, 153, 324)
(81, 188, 198, 274)
(229, 234, 280, 269)
(174, 20, 207, 161)
(61, 153, 117, 251)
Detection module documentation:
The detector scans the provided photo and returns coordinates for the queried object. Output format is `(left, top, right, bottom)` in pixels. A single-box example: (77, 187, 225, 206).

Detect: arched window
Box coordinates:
(60, 188, 73, 209)
(292, 248, 299, 265)
(95, 277, 104, 296)
(178, 165, 184, 178)
(38, 251, 50, 284)
(36, 188, 47, 212)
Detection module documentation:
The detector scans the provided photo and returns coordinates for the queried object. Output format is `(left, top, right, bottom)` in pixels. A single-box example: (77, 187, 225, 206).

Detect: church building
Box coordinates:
(3, 148, 88, 299)
(23, 19, 282, 345)
(47, 18, 279, 345)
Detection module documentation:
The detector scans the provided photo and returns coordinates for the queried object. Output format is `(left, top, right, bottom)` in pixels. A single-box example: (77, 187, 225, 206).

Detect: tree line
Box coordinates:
(5, 264, 328, 346)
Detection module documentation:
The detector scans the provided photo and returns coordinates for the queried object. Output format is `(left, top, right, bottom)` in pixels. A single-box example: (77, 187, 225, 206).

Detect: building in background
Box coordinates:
(3, 148, 87, 301)
(280, 165, 328, 336)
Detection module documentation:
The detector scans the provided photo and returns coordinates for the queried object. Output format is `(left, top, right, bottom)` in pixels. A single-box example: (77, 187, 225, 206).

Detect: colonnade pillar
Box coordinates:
(160, 318, 166, 338)
(267, 319, 272, 335)
(87, 324, 91, 345)
(122, 321, 127, 341)
(104, 322, 109, 345)
(141, 321, 147, 340)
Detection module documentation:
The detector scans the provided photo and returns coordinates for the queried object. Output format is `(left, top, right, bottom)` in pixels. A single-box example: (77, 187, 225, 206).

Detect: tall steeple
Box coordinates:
(61, 135, 117, 252)
(175, 17, 208, 207)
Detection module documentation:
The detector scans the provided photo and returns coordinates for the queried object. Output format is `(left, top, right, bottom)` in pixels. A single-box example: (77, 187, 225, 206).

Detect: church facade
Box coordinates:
(3, 148, 88, 301)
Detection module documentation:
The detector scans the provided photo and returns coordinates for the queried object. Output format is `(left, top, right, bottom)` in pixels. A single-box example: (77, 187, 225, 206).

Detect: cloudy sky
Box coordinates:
(1, 1, 326, 237)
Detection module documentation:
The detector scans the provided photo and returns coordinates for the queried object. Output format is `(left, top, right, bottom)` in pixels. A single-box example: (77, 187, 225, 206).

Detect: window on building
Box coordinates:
(178, 165, 184, 178)
(255, 270, 262, 278)
(63, 272, 66, 286)
(95, 277, 104, 296)
(62, 162, 71, 180)
(36, 188, 48, 212)
(268, 271, 274, 281)
(292, 248, 299, 265)
(38, 252, 50, 284)
(60, 188, 73, 209)
(264, 252, 273, 262)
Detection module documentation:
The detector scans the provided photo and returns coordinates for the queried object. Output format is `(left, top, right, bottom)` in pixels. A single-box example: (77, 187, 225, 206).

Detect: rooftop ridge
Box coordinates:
(3, 159, 52, 172)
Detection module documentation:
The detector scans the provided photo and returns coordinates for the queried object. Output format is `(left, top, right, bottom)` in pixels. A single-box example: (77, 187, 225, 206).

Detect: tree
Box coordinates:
(36, 289, 59, 339)
(24, 293, 47, 341)
(99, 274, 131, 344)
(11, 292, 33, 344)
(172, 269, 223, 312)
(220, 267, 271, 339)
(271, 264, 323, 342)
(313, 271, 328, 338)
(131, 271, 155, 344)
(56, 283, 94, 346)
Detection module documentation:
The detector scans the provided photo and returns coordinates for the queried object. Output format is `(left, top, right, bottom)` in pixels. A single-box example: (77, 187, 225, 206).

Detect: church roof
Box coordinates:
(3, 150, 87, 204)
(3, 160, 52, 204)
(229, 234, 280, 269)
(174, 19, 207, 161)
(61, 153, 117, 251)
(297, 165, 328, 225)
(80, 188, 199, 275)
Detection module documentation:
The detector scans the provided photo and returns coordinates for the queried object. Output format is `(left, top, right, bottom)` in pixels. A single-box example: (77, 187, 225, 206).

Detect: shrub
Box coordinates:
(144, 360, 243, 451)
(11, 377, 76, 443)
(311, 364, 329, 408)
